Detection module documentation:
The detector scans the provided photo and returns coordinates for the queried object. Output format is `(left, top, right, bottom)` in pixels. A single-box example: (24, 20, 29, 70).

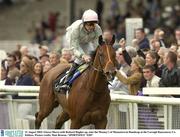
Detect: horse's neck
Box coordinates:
(87, 66, 108, 92)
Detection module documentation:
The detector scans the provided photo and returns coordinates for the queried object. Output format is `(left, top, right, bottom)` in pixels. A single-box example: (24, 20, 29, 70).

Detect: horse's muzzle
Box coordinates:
(105, 70, 116, 81)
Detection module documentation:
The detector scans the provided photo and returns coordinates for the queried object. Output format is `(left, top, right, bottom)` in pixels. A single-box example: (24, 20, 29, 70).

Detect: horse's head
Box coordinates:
(92, 34, 117, 81)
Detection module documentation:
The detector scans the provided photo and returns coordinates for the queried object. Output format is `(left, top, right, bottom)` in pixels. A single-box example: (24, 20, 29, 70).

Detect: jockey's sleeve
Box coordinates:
(70, 28, 85, 58)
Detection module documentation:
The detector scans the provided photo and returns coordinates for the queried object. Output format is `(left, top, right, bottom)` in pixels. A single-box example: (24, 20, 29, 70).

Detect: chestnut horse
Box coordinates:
(35, 36, 117, 129)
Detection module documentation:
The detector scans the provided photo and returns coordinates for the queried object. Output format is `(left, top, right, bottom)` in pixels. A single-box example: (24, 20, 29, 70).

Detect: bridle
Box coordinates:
(91, 55, 104, 73)
(91, 44, 114, 75)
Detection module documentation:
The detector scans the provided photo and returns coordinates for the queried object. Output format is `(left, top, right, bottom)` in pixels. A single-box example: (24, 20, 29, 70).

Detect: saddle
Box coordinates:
(54, 63, 89, 93)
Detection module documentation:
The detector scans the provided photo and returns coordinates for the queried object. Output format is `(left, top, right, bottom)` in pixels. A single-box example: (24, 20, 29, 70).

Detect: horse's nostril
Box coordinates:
(104, 71, 115, 81)
(105, 72, 109, 76)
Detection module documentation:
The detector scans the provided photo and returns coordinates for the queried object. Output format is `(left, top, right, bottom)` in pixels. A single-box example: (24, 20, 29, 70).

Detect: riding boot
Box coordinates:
(58, 62, 79, 91)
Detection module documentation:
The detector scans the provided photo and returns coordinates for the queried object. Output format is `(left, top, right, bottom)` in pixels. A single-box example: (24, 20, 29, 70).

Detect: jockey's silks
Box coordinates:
(68, 71, 81, 84)
(68, 64, 88, 85)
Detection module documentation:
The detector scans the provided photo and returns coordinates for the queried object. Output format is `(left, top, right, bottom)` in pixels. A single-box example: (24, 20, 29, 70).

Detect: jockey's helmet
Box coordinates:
(82, 9, 98, 23)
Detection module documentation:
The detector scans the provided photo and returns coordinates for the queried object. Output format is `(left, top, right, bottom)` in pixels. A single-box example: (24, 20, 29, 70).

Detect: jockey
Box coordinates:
(58, 9, 102, 90)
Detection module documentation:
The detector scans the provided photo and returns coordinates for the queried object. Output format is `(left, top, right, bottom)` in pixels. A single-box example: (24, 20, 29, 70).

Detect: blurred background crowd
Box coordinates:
(0, 0, 180, 96)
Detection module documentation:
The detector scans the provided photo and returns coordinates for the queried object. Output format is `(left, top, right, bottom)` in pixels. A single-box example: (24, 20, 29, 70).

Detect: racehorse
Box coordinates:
(35, 35, 117, 129)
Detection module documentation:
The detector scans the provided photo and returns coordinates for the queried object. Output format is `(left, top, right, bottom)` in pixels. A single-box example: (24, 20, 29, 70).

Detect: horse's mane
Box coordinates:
(90, 47, 99, 62)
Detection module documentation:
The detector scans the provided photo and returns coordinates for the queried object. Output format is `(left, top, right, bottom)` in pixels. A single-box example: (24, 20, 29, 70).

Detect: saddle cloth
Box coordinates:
(54, 63, 89, 91)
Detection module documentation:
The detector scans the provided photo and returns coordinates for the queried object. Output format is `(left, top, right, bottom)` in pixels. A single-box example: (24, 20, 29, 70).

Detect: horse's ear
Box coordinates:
(98, 35, 104, 45)
(110, 35, 115, 45)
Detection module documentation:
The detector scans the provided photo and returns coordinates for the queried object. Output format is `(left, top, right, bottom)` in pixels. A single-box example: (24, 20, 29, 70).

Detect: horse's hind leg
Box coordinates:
(70, 120, 81, 129)
(55, 111, 70, 129)
(35, 112, 49, 129)
(35, 112, 43, 129)
(94, 117, 107, 129)
(35, 101, 56, 129)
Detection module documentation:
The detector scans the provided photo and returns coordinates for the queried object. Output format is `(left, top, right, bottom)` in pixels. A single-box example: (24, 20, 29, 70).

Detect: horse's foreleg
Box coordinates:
(94, 117, 107, 129)
(55, 111, 70, 129)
